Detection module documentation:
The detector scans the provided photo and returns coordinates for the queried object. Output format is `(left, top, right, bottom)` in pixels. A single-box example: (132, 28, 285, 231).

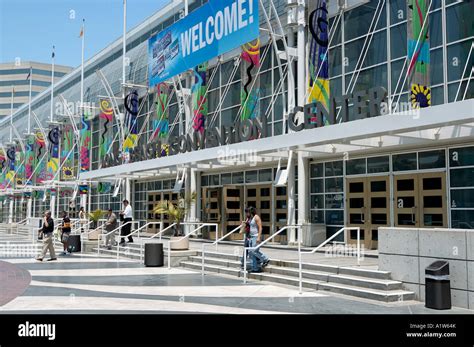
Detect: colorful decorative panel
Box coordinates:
(407, 0, 430, 108)
(151, 83, 170, 142)
(0, 148, 6, 190)
(123, 89, 139, 155)
(61, 123, 75, 180)
(24, 135, 35, 186)
(5, 145, 15, 189)
(15, 143, 24, 186)
(99, 99, 113, 160)
(46, 126, 60, 181)
(80, 112, 91, 173)
(192, 63, 208, 133)
(241, 39, 260, 121)
(308, 0, 330, 124)
(35, 131, 48, 184)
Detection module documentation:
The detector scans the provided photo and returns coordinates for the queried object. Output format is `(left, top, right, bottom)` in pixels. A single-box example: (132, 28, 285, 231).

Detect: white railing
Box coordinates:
(297, 226, 361, 294)
(243, 225, 301, 284)
(98, 220, 142, 258)
(201, 223, 244, 276)
(168, 223, 218, 269)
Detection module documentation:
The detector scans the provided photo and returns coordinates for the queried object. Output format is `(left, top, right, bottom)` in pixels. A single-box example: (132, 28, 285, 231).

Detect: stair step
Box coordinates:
(328, 274, 401, 291)
(181, 261, 319, 289)
(189, 255, 242, 268)
(264, 265, 329, 282)
(318, 282, 415, 302)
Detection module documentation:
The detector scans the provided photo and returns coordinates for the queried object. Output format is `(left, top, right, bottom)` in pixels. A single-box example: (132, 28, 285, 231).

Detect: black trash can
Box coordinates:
(67, 234, 81, 253)
(425, 260, 451, 310)
(144, 243, 164, 267)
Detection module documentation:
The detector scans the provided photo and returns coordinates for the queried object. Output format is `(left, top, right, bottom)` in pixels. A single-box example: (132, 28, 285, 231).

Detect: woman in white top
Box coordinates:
(119, 199, 133, 244)
(79, 207, 87, 233)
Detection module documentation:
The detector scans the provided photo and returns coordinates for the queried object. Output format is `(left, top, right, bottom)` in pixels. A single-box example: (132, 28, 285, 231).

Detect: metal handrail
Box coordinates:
(243, 225, 301, 284)
(168, 223, 218, 269)
(201, 223, 244, 276)
(97, 221, 138, 257)
(297, 226, 361, 294)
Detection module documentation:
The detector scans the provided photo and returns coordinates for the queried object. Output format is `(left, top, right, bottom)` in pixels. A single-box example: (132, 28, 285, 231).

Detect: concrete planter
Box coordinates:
(170, 236, 189, 250)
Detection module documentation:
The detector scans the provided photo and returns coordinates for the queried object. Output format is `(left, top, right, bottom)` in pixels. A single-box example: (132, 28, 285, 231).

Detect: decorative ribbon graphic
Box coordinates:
(241, 39, 260, 121)
(24, 135, 35, 186)
(308, 0, 330, 125)
(152, 83, 170, 141)
(407, 0, 430, 108)
(35, 131, 47, 184)
(191, 63, 208, 133)
(46, 126, 60, 181)
(97, 182, 112, 193)
(6, 146, 16, 189)
(0, 148, 6, 190)
(61, 124, 75, 180)
(80, 112, 91, 173)
(123, 89, 139, 155)
(15, 144, 24, 186)
(99, 99, 113, 160)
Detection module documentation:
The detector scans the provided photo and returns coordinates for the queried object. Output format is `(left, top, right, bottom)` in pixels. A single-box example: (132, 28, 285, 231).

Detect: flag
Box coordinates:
(25, 70, 31, 80)
(79, 19, 85, 38)
(52, 46, 55, 58)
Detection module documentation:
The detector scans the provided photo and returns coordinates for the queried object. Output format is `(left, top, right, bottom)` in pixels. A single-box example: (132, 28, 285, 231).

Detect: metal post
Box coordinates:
(168, 242, 171, 269)
(201, 244, 205, 276)
(243, 248, 247, 284)
(357, 227, 361, 266)
(298, 227, 302, 294)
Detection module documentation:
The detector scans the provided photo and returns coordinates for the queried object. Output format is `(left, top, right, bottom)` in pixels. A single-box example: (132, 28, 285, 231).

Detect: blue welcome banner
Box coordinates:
(148, 0, 259, 86)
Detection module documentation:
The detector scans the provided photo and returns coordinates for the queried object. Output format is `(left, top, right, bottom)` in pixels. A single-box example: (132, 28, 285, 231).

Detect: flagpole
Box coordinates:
(10, 86, 14, 142)
(80, 19, 85, 111)
(28, 66, 32, 134)
(122, 0, 127, 98)
(50, 45, 55, 123)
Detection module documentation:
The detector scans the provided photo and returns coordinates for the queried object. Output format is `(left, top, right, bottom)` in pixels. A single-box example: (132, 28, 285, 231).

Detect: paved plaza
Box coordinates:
(1, 231, 472, 315)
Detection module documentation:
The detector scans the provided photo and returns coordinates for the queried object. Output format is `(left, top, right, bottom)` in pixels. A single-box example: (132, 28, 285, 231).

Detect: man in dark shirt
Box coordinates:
(36, 211, 57, 261)
(59, 211, 71, 255)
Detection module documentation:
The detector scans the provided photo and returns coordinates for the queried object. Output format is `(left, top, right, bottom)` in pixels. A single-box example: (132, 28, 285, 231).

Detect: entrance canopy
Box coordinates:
(80, 99, 474, 180)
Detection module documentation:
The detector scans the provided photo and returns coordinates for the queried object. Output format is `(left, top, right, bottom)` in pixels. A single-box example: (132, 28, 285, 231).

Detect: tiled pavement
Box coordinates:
(0, 231, 473, 314)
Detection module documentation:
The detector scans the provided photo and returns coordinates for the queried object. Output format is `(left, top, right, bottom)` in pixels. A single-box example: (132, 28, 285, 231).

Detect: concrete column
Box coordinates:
(50, 194, 56, 219)
(287, 157, 296, 243)
(297, 151, 309, 243)
(80, 194, 87, 211)
(26, 197, 32, 222)
(125, 178, 131, 202)
(184, 167, 192, 235)
(8, 199, 13, 224)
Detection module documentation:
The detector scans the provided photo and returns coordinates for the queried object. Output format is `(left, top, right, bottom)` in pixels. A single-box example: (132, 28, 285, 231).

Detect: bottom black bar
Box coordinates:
(0, 314, 473, 345)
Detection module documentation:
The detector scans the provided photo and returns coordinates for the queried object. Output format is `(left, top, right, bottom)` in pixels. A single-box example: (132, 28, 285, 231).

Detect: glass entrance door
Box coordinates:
(346, 176, 390, 249)
(394, 172, 447, 228)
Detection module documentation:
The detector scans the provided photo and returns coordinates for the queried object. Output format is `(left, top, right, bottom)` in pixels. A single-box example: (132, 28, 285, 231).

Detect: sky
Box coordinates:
(0, 0, 172, 68)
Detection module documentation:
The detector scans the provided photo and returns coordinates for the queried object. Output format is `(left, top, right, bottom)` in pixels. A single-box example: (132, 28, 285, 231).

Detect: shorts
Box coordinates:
(61, 232, 70, 243)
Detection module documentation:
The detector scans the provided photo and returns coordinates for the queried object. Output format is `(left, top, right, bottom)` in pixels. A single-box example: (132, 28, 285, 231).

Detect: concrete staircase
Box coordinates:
(181, 250, 416, 303)
(90, 241, 415, 303)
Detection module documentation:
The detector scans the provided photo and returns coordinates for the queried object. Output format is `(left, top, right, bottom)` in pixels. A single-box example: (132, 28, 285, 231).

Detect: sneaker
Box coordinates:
(47, 258, 57, 261)
(107, 246, 112, 250)
(35, 258, 43, 262)
(62, 251, 67, 256)
(262, 259, 270, 267)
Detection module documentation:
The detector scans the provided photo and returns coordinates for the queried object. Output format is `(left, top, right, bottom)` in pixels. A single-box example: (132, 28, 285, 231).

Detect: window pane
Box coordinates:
(221, 173, 231, 185)
(245, 170, 258, 183)
(326, 210, 344, 225)
(363, 30, 387, 68)
(448, 41, 473, 82)
(367, 156, 390, 173)
(393, 152, 417, 171)
(346, 158, 367, 175)
(451, 189, 474, 208)
(429, 10, 442, 48)
(232, 172, 244, 184)
(311, 195, 324, 209)
(325, 177, 343, 192)
(311, 210, 325, 224)
(311, 179, 324, 194)
(326, 194, 344, 209)
(390, 24, 406, 60)
(344, 0, 386, 41)
(418, 150, 446, 169)
(446, 2, 474, 43)
(450, 168, 474, 187)
(310, 163, 324, 178)
(451, 210, 474, 229)
(325, 161, 343, 177)
(259, 169, 273, 182)
(430, 48, 444, 86)
(389, 0, 406, 25)
(449, 146, 474, 167)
